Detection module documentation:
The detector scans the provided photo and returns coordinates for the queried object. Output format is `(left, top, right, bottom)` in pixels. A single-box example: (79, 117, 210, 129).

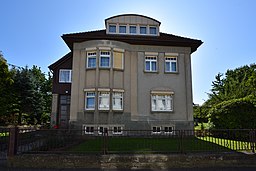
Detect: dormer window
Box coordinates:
(140, 26, 147, 34)
(119, 25, 127, 34)
(129, 26, 137, 34)
(109, 25, 116, 33)
(149, 26, 157, 35)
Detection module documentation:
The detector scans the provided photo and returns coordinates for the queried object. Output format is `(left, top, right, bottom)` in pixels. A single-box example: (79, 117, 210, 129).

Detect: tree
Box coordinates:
(201, 63, 256, 129)
(0, 52, 14, 124)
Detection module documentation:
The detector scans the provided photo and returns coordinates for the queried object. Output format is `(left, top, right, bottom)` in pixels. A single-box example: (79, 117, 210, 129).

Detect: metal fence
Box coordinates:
(0, 127, 9, 159)
(2, 127, 256, 156)
(17, 129, 256, 154)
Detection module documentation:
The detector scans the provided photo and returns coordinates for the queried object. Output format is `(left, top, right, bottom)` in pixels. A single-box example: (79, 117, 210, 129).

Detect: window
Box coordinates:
(145, 56, 157, 72)
(98, 92, 110, 110)
(149, 26, 157, 35)
(113, 51, 124, 69)
(140, 26, 147, 34)
(59, 69, 72, 83)
(164, 126, 173, 134)
(151, 94, 173, 111)
(87, 52, 96, 68)
(119, 25, 126, 33)
(109, 25, 116, 33)
(165, 57, 177, 72)
(152, 126, 161, 134)
(85, 92, 96, 110)
(100, 51, 110, 68)
(112, 92, 123, 110)
(98, 127, 108, 134)
(113, 126, 123, 135)
(129, 26, 137, 34)
(84, 126, 94, 134)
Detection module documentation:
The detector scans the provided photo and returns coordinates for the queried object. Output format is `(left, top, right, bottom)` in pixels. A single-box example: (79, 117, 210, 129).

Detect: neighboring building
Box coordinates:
(49, 14, 202, 134)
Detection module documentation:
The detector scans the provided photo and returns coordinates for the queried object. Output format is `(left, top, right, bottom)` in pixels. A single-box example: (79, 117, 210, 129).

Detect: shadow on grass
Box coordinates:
(66, 137, 232, 154)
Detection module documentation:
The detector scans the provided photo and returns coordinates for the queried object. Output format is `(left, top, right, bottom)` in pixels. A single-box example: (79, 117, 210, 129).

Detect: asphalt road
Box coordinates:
(0, 167, 256, 171)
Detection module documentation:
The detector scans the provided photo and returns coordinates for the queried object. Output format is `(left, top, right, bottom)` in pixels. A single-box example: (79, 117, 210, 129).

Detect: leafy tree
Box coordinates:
(202, 63, 256, 129)
(0, 52, 14, 124)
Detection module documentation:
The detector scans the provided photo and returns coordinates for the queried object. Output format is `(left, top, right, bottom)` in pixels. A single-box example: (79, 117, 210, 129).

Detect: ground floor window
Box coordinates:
(151, 94, 173, 112)
(84, 126, 94, 134)
(164, 126, 173, 134)
(112, 126, 123, 135)
(152, 126, 161, 134)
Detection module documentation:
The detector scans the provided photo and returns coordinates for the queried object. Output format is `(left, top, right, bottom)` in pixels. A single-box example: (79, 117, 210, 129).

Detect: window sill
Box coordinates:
(84, 109, 95, 112)
(99, 67, 111, 70)
(164, 71, 179, 74)
(144, 70, 158, 74)
(113, 68, 124, 71)
(151, 110, 173, 113)
(59, 82, 72, 84)
(86, 67, 96, 70)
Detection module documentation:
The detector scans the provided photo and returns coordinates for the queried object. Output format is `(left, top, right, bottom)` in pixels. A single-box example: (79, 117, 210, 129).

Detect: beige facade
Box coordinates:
(49, 14, 202, 133)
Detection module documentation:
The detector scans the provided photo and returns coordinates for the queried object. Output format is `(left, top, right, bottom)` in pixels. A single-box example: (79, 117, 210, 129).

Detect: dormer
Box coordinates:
(105, 14, 161, 36)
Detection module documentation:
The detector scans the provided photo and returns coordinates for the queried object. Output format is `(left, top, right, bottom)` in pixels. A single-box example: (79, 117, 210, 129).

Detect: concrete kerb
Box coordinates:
(6, 153, 256, 169)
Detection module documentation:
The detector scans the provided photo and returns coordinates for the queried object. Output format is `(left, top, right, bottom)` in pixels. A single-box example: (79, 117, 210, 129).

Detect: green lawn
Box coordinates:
(67, 136, 233, 154)
(197, 136, 254, 151)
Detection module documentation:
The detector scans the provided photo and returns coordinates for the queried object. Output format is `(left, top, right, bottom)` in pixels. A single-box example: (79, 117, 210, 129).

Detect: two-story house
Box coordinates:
(49, 14, 202, 134)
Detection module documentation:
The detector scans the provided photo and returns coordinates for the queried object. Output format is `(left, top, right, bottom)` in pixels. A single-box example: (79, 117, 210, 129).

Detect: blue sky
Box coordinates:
(1, 0, 255, 105)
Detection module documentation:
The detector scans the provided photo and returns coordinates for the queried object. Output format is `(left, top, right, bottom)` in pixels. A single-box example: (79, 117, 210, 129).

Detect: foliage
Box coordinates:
(199, 64, 256, 129)
(0, 52, 52, 126)
(209, 95, 256, 129)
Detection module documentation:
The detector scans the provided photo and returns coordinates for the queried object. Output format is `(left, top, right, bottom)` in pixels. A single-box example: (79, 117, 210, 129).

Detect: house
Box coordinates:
(48, 14, 202, 134)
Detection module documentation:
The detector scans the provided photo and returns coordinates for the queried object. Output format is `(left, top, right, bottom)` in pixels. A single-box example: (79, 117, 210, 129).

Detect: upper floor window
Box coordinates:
(165, 57, 177, 72)
(59, 69, 72, 83)
(112, 92, 123, 110)
(119, 25, 127, 33)
(145, 56, 157, 72)
(109, 25, 116, 33)
(149, 26, 157, 35)
(85, 92, 96, 110)
(100, 51, 110, 68)
(98, 92, 110, 110)
(140, 26, 147, 34)
(87, 52, 97, 68)
(151, 94, 173, 112)
(129, 25, 137, 34)
(113, 51, 124, 69)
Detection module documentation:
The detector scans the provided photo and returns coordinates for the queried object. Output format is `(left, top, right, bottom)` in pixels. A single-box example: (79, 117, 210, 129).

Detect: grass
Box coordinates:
(0, 132, 9, 137)
(197, 136, 254, 151)
(67, 136, 233, 154)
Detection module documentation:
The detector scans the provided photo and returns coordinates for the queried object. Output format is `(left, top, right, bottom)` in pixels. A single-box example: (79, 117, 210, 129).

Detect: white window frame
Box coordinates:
(165, 57, 177, 72)
(84, 126, 94, 135)
(129, 25, 137, 34)
(152, 126, 161, 134)
(149, 26, 157, 35)
(99, 51, 111, 68)
(98, 126, 108, 135)
(145, 56, 157, 72)
(59, 69, 72, 83)
(109, 24, 116, 33)
(140, 26, 147, 34)
(151, 94, 173, 112)
(119, 25, 127, 34)
(112, 92, 123, 111)
(164, 126, 174, 134)
(98, 91, 110, 110)
(87, 52, 97, 68)
(85, 92, 96, 110)
(112, 126, 123, 135)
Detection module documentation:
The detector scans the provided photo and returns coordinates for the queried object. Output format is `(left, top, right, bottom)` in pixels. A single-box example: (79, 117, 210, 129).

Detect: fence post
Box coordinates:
(8, 126, 18, 157)
(103, 128, 108, 155)
(250, 129, 255, 153)
(180, 130, 184, 154)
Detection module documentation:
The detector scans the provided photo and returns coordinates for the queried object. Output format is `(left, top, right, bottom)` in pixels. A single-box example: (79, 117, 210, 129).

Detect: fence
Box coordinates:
(1, 127, 255, 156)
